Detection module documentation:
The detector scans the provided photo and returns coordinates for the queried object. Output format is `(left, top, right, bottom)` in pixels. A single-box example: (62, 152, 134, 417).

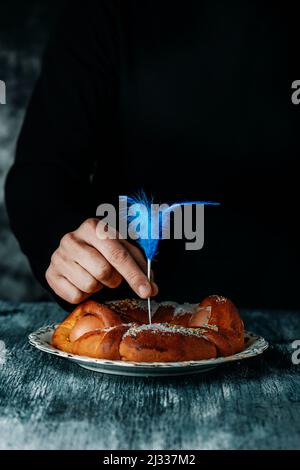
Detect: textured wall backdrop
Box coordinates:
(0, 1, 63, 301)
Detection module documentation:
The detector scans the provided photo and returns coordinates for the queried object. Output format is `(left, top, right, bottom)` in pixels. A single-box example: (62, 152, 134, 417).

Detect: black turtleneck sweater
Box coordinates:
(5, 0, 299, 309)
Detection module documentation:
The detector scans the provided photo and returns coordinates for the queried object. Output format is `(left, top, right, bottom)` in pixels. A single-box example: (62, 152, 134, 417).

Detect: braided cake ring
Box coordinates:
(52, 296, 244, 361)
(51, 300, 127, 359)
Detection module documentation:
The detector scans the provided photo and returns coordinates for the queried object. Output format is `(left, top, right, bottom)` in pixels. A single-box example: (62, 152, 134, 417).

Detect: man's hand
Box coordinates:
(45, 218, 158, 304)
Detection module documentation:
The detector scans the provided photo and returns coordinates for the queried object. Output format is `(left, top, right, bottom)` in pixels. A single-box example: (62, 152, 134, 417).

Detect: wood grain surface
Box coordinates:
(0, 301, 299, 450)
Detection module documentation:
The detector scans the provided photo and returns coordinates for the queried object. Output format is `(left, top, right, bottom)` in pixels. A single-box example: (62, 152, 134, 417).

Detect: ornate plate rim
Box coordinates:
(28, 325, 268, 369)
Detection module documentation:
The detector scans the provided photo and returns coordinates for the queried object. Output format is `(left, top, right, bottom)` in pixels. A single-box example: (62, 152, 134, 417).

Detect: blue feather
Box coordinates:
(121, 191, 158, 260)
(120, 192, 219, 261)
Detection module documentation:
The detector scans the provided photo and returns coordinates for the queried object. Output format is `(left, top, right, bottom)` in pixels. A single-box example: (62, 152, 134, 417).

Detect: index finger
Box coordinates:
(81, 224, 152, 298)
(101, 239, 152, 298)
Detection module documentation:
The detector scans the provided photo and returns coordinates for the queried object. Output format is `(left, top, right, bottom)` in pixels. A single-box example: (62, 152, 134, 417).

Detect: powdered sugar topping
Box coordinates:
(123, 323, 210, 339)
(210, 295, 227, 304)
(173, 303, 197, 316)
(106, 298, 219, 324)
(106, 298, 160, 317)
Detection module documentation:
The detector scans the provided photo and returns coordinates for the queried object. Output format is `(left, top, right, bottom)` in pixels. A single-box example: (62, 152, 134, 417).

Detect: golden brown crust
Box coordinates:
(107, 299, 149, 324)
(72, 325, 130, 359)
(152, 305, 176, 324)
(119, 324, 217, 362)
(194, 328, 234, 356)
(52, 295, 245, 361)
(189, 295, 244, 354)
(52, 300, 123, 355)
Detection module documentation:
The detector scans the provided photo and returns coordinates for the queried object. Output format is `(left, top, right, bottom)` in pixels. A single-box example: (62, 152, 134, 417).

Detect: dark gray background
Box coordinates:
(0, 1, 63, 301)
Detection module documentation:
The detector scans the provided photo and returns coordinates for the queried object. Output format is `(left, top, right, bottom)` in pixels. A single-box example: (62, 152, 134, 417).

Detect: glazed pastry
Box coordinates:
(119, 323, 217, 362)
(52, 296, 244, 361)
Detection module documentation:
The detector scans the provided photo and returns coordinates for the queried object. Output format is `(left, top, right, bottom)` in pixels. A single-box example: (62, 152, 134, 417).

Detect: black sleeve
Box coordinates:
(5, 0, 120, 308)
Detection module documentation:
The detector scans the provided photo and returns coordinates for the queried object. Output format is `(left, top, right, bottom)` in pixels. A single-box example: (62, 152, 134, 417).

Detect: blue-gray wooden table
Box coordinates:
(0, 301, 299, 450)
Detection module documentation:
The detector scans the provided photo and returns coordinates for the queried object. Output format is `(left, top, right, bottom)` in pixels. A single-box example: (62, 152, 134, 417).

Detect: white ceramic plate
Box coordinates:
(28, 326, 268, 377)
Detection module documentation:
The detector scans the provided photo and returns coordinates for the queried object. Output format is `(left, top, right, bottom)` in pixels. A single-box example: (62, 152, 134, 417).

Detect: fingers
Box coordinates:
(124, 242, 159, 296)
(60, 234, 122, 289)
(98, 239, 152, 298)
(150, 281, 159, 296)
(45, 218, 159, 304)
(55, 256, 103, 294)
(45, 265, 90, 304)
(123, 240, 148, 273)
(80, 220, 153, 298)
